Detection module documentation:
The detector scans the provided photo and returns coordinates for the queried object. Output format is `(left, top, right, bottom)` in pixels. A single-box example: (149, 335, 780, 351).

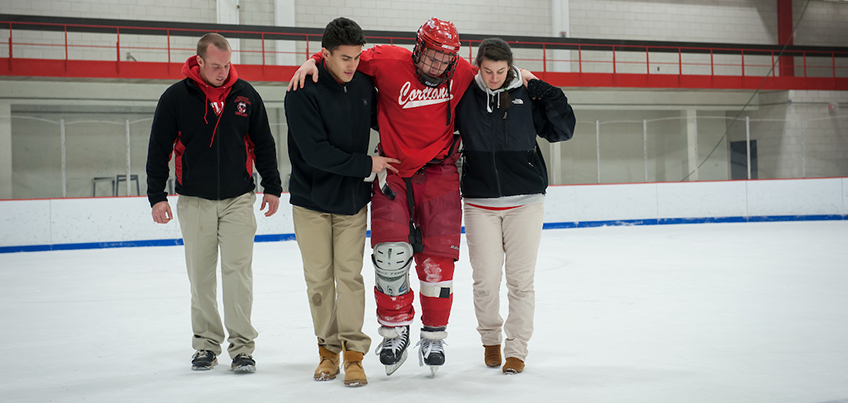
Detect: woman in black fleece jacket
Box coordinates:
(455, 37, 576, 375)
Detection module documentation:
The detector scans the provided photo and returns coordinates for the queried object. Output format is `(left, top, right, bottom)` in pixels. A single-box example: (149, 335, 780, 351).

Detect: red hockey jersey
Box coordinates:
(313, 45, 475, 177)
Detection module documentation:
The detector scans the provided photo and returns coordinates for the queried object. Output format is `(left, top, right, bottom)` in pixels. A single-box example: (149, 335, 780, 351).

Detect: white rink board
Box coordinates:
(656, 181, 748, 220)
(0, 199, 51, 246)
(842, 178, 848, 215)
(746, 178, 843, 217)
(1, 178, 846, 250)
(549, 182, 658, 223)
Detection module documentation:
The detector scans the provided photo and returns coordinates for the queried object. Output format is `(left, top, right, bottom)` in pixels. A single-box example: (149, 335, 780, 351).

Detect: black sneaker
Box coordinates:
(191, 350, 217, 370)
(231, 353, 256, 373)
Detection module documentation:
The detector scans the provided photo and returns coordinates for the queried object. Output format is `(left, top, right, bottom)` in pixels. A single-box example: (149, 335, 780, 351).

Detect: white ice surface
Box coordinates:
(1, 221, 847, 403)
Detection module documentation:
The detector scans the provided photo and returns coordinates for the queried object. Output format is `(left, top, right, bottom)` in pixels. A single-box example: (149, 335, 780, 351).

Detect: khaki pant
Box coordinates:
(177, 192, 258, 359)
(292, 205, 371, 354)
(464, 202, 544, 361)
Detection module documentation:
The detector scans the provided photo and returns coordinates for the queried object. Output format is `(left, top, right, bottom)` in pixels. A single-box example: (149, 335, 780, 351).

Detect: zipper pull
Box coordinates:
(503, 111, 507, 120)
(344, 86, 347, 94)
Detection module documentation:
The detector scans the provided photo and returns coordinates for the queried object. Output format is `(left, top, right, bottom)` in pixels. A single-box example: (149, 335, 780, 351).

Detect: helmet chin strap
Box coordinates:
(415, 68, 449, 88)
(412, 52, 456, 88)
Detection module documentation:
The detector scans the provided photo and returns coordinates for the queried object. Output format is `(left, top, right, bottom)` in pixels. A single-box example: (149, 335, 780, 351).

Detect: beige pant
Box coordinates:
(464, 202, 544, 361)
(292, 205, 371, 354)
(177, 192, 258, 359)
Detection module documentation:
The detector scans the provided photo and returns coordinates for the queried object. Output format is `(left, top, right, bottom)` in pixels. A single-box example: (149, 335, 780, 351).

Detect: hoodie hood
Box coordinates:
(182, 55, 239, 146)
(182, 55, 239, 91)
(474, 66, 523, 113)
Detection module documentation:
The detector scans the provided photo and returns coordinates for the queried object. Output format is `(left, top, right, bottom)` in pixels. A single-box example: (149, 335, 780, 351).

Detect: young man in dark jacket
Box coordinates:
(285, 17, 398, 387)
(146, 33, 282, 374)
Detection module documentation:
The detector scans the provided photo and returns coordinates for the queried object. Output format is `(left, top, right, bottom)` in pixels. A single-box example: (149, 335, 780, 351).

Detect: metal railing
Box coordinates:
(2, 14, 846, 86)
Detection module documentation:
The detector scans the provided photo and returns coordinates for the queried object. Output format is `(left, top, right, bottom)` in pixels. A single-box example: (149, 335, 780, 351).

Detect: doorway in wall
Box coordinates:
(730, 140, 758, 180)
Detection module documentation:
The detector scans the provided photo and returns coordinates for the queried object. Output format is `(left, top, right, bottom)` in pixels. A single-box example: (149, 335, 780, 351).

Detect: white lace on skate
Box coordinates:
(374, 326, 408, 356)
(416, 338, 447, 364)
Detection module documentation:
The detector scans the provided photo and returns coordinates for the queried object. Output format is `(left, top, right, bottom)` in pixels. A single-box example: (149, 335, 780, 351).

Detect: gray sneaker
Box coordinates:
(231, 353, 256, 373)
(191, 350, 217, 370)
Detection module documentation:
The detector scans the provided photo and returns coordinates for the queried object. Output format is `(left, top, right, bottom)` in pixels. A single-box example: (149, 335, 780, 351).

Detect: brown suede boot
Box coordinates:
(314, 345, 340, 381)
(484, 345, 501, 368)
(343, 350, 367, 387)
(503, 357, 525, 374)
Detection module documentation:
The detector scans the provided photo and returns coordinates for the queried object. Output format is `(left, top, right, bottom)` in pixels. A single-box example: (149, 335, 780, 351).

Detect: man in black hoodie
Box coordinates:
(146, 33, 282, 374)
(285, 17, 398, 387)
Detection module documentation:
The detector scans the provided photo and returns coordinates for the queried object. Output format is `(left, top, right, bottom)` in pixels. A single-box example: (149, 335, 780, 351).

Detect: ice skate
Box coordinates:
(416, 327, 447, 376)
(374, 325, 410, 375)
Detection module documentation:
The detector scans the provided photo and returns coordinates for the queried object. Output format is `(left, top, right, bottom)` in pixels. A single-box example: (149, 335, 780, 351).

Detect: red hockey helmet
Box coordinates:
(412, 17, 461, 88)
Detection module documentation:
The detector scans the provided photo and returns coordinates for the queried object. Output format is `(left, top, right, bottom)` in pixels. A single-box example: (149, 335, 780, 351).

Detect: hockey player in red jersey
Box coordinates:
(288, 17, 536, 375)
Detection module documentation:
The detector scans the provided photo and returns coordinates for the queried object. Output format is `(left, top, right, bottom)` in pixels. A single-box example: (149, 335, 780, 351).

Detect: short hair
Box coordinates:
(197, 33, 231, 59)
(321, 17, 366, 53)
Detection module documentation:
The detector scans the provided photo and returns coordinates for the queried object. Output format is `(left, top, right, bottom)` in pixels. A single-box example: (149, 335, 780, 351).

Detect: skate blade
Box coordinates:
(231, 364, 256, 373)
(385, 349, 409, 376)
(429, 365, 440, 376)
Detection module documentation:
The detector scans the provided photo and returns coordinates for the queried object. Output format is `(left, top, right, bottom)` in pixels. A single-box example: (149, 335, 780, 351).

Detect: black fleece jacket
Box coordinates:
(146, 76, 282, 207)
(284, 61, 377, 215)
(456, 78, 576, 199)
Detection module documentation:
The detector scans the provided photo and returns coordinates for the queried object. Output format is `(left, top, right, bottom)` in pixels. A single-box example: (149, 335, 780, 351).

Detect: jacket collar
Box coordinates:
(474, 66, 522, 113)
(317, 60, 356, 91)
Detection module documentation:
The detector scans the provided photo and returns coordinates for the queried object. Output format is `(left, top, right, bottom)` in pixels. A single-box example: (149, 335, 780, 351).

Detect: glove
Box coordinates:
(527, 79, 560, 100)
(364, 170, 396, 200)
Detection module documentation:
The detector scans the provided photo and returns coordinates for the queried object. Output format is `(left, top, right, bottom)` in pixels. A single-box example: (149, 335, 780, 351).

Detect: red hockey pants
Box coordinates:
(371, 161, 461, 328)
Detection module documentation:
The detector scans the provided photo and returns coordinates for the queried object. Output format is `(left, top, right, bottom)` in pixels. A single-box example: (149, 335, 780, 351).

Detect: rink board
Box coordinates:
(1, 178, 846, 253)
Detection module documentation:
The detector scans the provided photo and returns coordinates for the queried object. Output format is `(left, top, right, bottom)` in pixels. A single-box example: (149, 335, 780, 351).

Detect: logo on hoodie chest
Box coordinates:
(234, 96, 250, 117)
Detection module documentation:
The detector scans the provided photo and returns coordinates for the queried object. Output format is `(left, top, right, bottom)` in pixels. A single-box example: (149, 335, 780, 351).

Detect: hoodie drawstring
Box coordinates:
(445, 69, 455, 126)
(201, 90, 229, 147)
(209, 109, 224, 147)
(487, 92, 501, 114)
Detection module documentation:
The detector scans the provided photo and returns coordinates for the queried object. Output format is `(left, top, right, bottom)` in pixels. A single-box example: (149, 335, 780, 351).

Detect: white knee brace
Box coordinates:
(372, 242, 413, 296)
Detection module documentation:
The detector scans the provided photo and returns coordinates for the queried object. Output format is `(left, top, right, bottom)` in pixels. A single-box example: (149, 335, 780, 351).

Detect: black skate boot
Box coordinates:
(374, 325, 410, 375)
(191, 350, 217, 370)
(416, 327, 447, 375)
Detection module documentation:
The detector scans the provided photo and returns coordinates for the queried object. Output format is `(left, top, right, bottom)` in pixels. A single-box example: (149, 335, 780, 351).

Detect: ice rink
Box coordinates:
(1, 220, 847, 403)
